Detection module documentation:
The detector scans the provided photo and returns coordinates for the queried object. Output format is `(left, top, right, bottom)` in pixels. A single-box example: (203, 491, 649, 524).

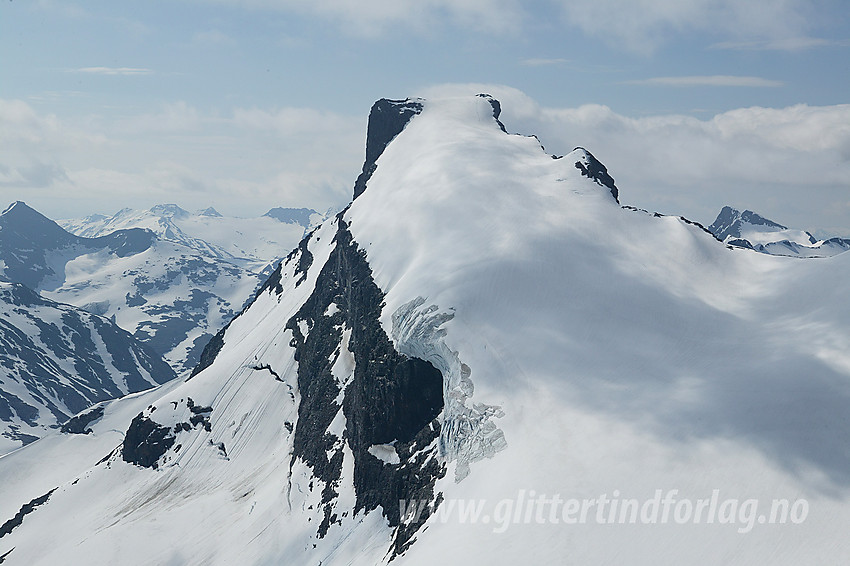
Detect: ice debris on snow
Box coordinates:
(392, 297, 506, 482)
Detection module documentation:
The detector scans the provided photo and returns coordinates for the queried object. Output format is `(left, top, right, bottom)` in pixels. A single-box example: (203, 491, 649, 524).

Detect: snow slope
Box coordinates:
(1, 95, 849, 565)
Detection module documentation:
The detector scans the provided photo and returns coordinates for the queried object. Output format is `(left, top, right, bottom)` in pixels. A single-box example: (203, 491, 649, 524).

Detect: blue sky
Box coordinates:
(2, 0, 849, 232)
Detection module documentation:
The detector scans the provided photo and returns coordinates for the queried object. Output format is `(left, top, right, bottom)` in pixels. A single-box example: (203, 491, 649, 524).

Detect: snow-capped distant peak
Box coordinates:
(708, 205, 849, 257)
(148, 203, 190, 218)
(0, 200, 76, 247)
(709, 206, 788, 241)
(198, 207, 223, 217)
(60, 203, 329, 272)
(2, 201, 44, 220)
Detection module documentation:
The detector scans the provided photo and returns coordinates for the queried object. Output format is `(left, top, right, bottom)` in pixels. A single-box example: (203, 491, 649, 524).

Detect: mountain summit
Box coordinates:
(1, 96, 849, 565)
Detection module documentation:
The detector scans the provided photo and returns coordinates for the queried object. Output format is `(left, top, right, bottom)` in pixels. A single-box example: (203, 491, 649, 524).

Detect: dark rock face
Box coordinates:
(573, 148, 619, 203)
(0, 202, 79, 289)
(727, 238, 755, 250)
(122, 398, 216, 469)
(189, 328, 225, 379)
(285, 215, 445, 553)
(708, 206, 787, 241)
(0, 488, 57, 539)
(60, 405, 105, 434)
(122, 413, 177, 469)
(93, 228, 156, 258)
(291, 230, 314, 287)
(477, 93, 507, 133)
(353, 99, 424, 200)
(823, 236, 850, 249)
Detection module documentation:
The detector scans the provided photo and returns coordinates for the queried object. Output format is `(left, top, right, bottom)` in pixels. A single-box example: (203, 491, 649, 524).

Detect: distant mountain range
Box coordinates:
(0, 280, 175, 453)
(60, 204, 325, 274)
(708, 206, 850, 257)
(0, 201, 265, 375)
(0, 201, 324, 453)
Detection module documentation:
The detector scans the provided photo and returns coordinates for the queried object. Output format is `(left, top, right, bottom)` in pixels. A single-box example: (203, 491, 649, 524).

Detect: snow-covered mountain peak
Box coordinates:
(709, 206, 789, 241)
(198, 207, 222, 217)
(60, 204, 326, 270)
(349, 96, 624, 299)
(707, 205, 848, 257)
(353, 95, 619, 208)
(570, 146, 619, 203)
(148, 203, 190, 218)
(423, 95, 506, 126)
(0, 200, 70, 241)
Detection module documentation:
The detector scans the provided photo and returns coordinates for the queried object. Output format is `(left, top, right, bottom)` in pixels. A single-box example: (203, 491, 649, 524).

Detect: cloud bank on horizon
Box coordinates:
(0, 0, 847, 231)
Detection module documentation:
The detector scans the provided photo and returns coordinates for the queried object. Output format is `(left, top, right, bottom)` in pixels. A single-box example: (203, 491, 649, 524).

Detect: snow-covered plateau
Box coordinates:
(1, 95, 848, 565)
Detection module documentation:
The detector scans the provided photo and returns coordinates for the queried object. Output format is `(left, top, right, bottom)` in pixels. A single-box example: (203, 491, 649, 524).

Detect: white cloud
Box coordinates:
(419, 83, 850, 232)
(4, 87, 850, 236)
(0, 98, 362, 218)
(193, 0, 836, 52)
(0, 161, 70, 189)
(0, 99, 105, 150)
(115, 101, 204, 134)
(72, 67, 154, 76)
(626, 75, 784, 87)
(205, 0, 525, 36)
(553, 0, 816, 53)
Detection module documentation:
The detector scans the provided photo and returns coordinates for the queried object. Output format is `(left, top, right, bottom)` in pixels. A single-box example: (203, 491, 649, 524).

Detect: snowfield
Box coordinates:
(60, 204, 325, 274)
(1, 95, 849, 565)
(42, 237, 263, 375)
